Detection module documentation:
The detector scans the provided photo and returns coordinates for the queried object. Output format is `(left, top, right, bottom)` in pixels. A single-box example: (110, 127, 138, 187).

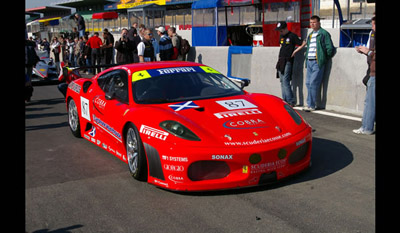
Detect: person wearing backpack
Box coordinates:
(168, 27, 180, 60)
(303, 15, 335, 112)
(167, 27, 191, 61)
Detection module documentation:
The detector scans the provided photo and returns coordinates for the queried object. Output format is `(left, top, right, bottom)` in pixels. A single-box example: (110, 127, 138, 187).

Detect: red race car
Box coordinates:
(65, 61, 312, 191)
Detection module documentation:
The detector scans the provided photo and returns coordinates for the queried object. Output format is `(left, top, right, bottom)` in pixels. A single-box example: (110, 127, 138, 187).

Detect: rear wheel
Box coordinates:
(68, 98, 81, 138)
(126, 123, 147, 181)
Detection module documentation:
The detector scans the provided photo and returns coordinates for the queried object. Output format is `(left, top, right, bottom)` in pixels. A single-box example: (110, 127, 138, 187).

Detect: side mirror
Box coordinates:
(240, 79, 250, 89)
(228, 76, 251, 89)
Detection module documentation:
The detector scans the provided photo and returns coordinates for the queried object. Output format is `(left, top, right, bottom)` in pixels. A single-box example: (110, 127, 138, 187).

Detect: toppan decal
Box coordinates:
(140, 125, 169, 141)
(214, 109, 262, 119)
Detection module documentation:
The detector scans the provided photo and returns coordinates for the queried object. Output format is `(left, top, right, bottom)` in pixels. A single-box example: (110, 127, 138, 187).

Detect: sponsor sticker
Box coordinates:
(140, 125, 169, 141)
(223, 118, 268, 129)
(131, 66, 220, 83)
(168, 175, 184, 184)
(132, 70, 152, 82)
(214, 109, 262, 119)
(216, 99, 257, 110)
(199, 66, 220, 74)
(156, 67, 197, 75)
(162, 155, 188, 162)
(68, 81, 81, 94)
(212, 155, 233, 160)
(93, 114, 122, 142)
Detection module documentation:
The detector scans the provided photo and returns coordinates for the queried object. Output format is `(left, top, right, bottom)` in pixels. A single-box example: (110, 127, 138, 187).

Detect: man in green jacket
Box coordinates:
(303, 15, 335, 111)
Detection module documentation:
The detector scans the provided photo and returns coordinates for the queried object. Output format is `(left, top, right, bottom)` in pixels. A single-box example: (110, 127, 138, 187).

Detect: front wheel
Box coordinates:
(126, 123, 147, 181)
(68, 98, 81, 138)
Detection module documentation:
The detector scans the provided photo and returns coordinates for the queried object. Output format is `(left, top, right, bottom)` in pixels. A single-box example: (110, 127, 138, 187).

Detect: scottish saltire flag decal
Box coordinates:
(169, 101, 200, 111)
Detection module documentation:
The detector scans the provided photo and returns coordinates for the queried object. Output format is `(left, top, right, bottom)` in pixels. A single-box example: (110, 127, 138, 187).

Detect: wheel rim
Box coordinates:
(68, 99, 78, 131)
(126, 128, 139, 174)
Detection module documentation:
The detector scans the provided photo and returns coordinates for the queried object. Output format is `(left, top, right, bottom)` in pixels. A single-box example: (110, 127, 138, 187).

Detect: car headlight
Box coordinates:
(284, 104, 302, 125)
(160, 121, 201, 141)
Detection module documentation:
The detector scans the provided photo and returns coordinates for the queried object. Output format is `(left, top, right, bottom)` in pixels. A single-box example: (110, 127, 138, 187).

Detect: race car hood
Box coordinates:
(144, 93, 307, 147)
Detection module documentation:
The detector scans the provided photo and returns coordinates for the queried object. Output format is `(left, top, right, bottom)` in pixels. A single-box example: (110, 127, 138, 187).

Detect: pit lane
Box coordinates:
(25, 85, 375, 233)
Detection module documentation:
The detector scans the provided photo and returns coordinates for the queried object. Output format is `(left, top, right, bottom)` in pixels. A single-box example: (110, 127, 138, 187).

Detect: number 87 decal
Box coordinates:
(215, 99, 257, 110)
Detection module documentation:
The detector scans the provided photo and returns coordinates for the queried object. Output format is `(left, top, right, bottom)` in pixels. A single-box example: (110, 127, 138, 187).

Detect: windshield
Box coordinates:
(133, 70, 244, 104)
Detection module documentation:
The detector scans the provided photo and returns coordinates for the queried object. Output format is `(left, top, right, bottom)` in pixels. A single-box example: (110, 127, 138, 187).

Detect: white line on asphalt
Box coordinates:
(293, 107, 362, 122)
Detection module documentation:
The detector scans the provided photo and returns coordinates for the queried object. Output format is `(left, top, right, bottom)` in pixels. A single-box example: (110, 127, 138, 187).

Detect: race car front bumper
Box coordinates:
(146, 127, 312, 192)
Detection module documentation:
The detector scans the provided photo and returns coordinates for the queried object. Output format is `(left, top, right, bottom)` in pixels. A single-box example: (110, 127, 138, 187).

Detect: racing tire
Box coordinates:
(68, 98, 81, 138)
(125, 123, 147, 181)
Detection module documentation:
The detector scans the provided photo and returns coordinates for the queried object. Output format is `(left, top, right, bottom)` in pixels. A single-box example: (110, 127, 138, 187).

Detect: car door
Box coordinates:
(92, 69, 130, 149)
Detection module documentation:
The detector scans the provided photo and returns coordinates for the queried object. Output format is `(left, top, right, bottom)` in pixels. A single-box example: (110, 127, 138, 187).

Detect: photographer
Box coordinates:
(115, 28, 134, 64)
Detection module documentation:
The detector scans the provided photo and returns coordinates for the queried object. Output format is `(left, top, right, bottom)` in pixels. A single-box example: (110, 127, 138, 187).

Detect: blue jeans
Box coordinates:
(79, 29, 85, 38)
(306, 59, 325, 109)
(279, 61, 295, 105)
(361, 76, 375, 133)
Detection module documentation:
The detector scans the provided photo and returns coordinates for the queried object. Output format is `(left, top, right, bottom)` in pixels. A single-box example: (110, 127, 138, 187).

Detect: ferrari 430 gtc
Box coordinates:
(65, 61, 312, 191)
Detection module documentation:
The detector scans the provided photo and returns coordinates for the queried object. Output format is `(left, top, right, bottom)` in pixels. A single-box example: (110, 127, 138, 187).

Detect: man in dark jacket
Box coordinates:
(275, 21, 305, 107)
(156, 26, 173, 61)
(74, 13, 86, 37)
(115, 29, 134, 64)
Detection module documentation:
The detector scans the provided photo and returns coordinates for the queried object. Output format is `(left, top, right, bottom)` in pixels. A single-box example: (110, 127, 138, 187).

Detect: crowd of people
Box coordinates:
(34, 22, 189, 75)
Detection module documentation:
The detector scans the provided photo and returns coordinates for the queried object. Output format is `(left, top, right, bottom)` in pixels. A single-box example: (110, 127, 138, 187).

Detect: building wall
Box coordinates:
(187, 45, 368, 116)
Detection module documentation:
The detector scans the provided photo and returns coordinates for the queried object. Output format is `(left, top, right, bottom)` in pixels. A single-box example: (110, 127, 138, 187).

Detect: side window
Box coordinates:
(112, 71, 129, 103)
(97, 70, 129, 104)
(97, 71, 114, 92)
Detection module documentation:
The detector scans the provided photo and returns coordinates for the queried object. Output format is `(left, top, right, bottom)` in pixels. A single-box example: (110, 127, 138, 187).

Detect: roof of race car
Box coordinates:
(108, 61, 221, 82)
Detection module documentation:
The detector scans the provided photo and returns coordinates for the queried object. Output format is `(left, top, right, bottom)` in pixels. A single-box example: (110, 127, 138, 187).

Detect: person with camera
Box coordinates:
(115, 28, 134, 64)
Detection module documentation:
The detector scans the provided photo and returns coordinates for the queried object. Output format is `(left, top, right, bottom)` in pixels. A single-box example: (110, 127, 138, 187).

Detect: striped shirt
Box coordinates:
(308, 30, 319, 59)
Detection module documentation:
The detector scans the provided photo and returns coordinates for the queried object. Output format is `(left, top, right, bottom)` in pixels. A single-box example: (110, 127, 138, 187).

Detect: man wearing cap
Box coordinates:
(156, 26, 173, 61)
(275, 21, 306, 107)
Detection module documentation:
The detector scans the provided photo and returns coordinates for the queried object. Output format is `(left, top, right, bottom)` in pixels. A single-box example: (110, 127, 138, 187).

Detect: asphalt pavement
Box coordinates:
(25, 84, 375, 233)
